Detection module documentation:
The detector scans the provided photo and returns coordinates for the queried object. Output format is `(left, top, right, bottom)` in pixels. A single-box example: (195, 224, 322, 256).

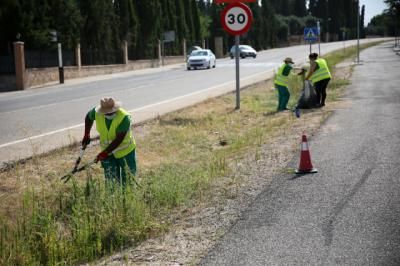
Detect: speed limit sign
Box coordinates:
(221, 2, 253, 36)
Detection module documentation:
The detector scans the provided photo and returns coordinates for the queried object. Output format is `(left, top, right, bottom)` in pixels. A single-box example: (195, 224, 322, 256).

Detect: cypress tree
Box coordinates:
(191, 0, 202, 43)
(136, 0, 161, 58)
(114, 0, 139, 58)
(16, 0, 53, 48)
(293, 0, 307, 17)
(49, 0, 82, 49)
(0, 0, 21, 52)
(360, 5, 366, 38)
(183, 0, 195, 43)
(79, 0, 120, 63)
(175, 0, 188, 44)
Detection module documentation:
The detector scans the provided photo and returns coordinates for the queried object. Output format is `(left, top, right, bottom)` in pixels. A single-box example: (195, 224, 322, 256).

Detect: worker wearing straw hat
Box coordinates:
(274, 57, 295, 111)
(82, 97, 136, 185)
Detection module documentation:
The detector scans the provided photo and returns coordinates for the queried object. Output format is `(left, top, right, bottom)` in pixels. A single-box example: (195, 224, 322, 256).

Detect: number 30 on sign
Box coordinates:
(220, 2, 253, 36)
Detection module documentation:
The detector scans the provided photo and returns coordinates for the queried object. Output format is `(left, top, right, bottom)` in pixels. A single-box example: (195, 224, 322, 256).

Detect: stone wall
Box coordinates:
(25, 56, 184, 89)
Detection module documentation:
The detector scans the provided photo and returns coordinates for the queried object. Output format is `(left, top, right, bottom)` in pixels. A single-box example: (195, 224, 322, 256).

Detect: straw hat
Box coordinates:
(284, 57, 294, 64)
(95, 97, 121, 114)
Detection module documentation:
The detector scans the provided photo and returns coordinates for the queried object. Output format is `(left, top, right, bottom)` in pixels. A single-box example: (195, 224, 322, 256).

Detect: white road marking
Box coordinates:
(0, 84, 152, 115)
(0, 123, 84, 148)
(0, 80, 237, 149)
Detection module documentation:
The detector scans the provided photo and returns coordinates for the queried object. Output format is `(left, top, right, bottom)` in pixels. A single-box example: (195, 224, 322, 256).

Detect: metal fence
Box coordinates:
(81, 49, 123, 66)
(0, 55, 15, 74)
(25, 49, 75, 68)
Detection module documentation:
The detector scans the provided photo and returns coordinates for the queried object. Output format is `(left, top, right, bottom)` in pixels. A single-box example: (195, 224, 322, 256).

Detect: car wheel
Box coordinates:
(253, 55, 257, 58)
(207, 62, 211, 69)
(194, 67, 197, 70)
(213, 61, 216, 68)
(187, 67, 191, 70)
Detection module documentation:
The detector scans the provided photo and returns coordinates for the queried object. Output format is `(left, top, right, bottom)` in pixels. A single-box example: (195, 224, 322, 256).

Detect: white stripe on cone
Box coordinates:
(301, 142, 309, 151)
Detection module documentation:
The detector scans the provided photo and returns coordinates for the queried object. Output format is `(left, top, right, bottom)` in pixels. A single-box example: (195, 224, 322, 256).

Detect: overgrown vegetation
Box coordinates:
(0, 42, 381, 265)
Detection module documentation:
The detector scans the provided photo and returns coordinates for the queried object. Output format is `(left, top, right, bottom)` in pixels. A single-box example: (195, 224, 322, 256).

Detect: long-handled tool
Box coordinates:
(61, 144, 90, 183)
(61, 159, 97, 183)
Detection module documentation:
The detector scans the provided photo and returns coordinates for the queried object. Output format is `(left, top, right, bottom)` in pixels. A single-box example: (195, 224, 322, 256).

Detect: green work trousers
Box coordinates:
(101, 149, 136, 185)
(276, 84, 290, 111)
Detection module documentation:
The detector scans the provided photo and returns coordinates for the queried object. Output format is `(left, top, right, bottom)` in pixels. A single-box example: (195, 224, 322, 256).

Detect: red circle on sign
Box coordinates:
(220, 2, 253, 36)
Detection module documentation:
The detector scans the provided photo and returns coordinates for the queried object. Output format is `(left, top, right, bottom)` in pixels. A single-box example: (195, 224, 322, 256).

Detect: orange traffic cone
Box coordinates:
(295, 134, 318, 174)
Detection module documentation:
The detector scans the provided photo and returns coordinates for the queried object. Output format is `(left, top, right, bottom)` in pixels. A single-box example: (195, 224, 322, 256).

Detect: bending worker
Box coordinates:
(274, 57, 295, 111)
(82, 97, 136, 184)
(305, 53, 332, 107)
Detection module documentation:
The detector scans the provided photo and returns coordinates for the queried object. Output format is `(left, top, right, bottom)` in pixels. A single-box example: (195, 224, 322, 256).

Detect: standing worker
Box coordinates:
(82, 97, 136, 185)
(305, 53, 332, 107)
(274, 57, 295, 111)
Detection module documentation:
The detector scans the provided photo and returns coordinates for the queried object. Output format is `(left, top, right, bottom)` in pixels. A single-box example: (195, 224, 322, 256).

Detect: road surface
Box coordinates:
(200, 42, 400, 265)
(0, 39, 388, 166)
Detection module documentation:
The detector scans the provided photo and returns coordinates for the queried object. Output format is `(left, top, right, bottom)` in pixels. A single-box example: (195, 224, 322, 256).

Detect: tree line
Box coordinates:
(366, 0, 400, 37)
(2, 0, 395, 61)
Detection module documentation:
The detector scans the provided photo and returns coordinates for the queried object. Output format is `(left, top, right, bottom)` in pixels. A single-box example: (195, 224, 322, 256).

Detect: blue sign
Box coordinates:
(304, 27, 319, 42)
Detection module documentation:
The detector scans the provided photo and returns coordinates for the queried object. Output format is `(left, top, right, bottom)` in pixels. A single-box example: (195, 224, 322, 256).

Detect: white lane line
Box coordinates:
(0, 78, 242, 149)
(0, 60, 302, 150)
(0, 123, 84, 148)
(131, 80, 235, 112)
(0, 84, 152, 115)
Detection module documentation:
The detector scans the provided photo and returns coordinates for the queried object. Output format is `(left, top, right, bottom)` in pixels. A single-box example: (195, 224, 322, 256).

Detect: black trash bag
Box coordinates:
(296, 80, 319, 109)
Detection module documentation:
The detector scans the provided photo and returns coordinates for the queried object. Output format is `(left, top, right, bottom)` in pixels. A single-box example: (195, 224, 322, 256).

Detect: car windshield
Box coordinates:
(231, 45, 253, 51)
(240, 45, 252, 50)
(191, 51, 208, 56)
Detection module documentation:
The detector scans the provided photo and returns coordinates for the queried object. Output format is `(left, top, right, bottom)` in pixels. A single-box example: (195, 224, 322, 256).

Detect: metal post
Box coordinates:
(357, 0, 360, 63)
(58, 43, 64, 84)
(162, 41, 165, 66)
(395, 13, 398, 47)
(343, 31, 346, 53)
(309, 42, 312, 54)
(317, 21, 321, 55)
(235, 35, 240, 110)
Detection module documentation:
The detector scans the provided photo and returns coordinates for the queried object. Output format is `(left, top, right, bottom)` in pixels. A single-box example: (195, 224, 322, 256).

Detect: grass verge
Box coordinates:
(0, 41, 382, 265)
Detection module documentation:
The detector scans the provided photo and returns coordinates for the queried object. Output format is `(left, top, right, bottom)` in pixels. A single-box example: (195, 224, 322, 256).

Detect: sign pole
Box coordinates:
(356, 0, 360, 63)
(317, 21, 321, 55)
(220, 2, 253, 110)
(235, 35, 240, 110)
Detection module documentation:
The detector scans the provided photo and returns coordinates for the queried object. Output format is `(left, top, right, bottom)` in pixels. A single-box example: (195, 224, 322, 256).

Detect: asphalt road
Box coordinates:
(200, 42, 400, 265)
(0, 39, 387, 166)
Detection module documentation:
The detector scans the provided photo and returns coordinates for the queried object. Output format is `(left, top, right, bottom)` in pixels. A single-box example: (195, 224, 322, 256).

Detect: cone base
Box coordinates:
(295, 168, 318, 174)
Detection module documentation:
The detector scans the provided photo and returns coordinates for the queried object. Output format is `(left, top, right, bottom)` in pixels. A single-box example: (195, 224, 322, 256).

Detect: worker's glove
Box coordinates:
(96, 151, 109, 162)
(81, 134, 91, 147)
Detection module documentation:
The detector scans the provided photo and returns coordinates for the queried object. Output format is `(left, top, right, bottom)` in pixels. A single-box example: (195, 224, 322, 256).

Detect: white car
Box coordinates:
(187, 49, 216, 70)
(229, 45, 257, 59)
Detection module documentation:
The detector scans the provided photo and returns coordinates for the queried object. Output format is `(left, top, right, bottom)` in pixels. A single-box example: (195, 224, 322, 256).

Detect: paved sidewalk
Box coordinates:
(201, 42, 400, 265)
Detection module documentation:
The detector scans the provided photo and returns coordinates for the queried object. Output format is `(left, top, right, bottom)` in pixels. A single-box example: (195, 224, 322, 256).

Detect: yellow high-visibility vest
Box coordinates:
(95, 108, 136, 159)
(310, 58, 332, 83)
(274, 63, 290, 87)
